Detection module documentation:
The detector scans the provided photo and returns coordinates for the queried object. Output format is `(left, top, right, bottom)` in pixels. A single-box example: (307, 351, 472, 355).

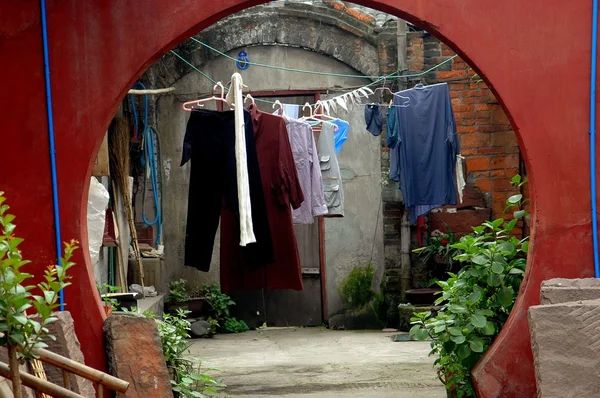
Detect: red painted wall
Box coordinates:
(0, 1, 595, 396)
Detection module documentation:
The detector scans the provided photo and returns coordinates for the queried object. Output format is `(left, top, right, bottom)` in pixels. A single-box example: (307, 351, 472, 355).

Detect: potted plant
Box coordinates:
(413, 227, 461, 268)
(97, 283, 120, 316)
(164, 279, 208, 317)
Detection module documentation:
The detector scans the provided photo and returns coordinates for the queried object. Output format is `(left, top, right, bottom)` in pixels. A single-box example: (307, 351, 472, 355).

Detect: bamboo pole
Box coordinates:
(34, 347, 129, 393)
(127, 87, 174, 95)
(0, 361, 83, 398)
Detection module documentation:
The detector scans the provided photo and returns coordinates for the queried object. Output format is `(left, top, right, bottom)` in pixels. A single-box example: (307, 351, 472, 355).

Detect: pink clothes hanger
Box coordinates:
(182, 82, 228, 111)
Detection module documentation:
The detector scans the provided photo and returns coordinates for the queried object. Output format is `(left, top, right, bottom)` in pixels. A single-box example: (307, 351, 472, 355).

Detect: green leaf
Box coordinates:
(414, 328, 429, 341)
(507, 194, 523, 205)
(469, 337, 485, 353)
(451, 334, 466, 344)
(514, 210, 526, 219)
(471, 255, 488, 265)
(457, 344, 471, 359)
(482, 322, 495, 336)
(491, 218, 504, 228)
(471, 314, 487, 328)
(487, 272, 503, 287)
(12, 315, 28, 325)
(448, 304, 468, 314)
(511, 175, 522, 185)
(522, 241, 529, 253)
(472, 226, 486, 234)
(491, 261, 505, 274)
(498, 286, 515, 307)
(469, 287, 482, 303)
(509, 267, 524, 275)
(448, 327, 463, 336)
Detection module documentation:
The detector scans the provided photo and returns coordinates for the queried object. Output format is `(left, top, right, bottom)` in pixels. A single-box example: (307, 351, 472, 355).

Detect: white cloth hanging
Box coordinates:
(225, 73, 256, 246)
(456, 155, 466, 203)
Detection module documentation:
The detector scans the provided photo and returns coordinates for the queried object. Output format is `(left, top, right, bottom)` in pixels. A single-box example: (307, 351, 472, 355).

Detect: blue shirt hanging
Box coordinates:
(331, 118, 349, 155)
(393, 83, 459, 223)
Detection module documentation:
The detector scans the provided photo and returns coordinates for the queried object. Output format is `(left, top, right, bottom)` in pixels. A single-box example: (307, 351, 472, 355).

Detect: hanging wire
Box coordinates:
(170, 42, 459, 108)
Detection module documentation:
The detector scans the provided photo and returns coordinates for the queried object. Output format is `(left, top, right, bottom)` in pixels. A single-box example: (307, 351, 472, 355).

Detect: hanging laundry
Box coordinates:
(281, 103, 300, 119)
(456, 155, 466, 203)
(180, 109, 273, 272)
(331, 118, 350, 155)
(225, 72, 255, 246)
(393, 83, 460, 223)
(364, 104, 383, 136)
(220, 105, 305, 293)
(281, 114, 328, 224)
(387, 106, 401, 183)
(319, 121, 345, 217)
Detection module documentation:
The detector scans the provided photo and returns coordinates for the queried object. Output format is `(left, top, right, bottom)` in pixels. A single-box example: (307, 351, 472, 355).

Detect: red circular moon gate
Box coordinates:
(0, 1, 595, 396)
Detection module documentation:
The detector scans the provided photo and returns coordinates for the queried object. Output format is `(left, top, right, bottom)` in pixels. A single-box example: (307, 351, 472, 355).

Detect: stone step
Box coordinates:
(136, 294, 165, 317)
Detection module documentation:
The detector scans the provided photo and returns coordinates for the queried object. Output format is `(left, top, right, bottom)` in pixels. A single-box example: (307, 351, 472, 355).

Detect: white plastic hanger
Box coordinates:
(182, 82, 229, 111)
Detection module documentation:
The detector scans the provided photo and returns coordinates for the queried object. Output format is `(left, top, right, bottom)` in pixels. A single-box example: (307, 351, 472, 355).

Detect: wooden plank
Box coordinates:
(0, 361, 84, 398)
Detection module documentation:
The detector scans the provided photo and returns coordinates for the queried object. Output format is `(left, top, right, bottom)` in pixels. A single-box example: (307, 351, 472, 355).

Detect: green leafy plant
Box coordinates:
(410, 176, 529, 397)
(146, 309, 225, 397)
(0, 192, 77, 397)
(413, 226, 461, 267)
(339, 263, 376, 309)
(222, 318, 249, 334)
(200, 284, 234, 321)
(97, 283, 120, 312)
(166, 279, 190, 304)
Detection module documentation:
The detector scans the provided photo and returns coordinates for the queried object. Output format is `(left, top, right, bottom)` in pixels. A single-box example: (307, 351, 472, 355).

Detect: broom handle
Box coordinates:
(123, 192, 145, 298)
(111, 181, 129, 293)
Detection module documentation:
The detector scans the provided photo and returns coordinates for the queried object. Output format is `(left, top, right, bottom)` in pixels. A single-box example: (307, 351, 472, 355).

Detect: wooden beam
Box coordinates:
(0, 361, 84, 398)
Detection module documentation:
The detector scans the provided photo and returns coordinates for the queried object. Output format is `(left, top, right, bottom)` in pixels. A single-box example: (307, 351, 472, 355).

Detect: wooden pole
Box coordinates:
(0, 361, 84, 398)
(400, 211, 411, 301)
(127, 87, 174, 95)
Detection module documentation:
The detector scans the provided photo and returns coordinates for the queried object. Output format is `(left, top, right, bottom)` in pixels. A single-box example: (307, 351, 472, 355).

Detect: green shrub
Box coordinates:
(339, 263, 376, 309)
(166, 279, 190, 304)
(146, 309, 225, 397)
(410, 175, 529, 397)
(223, 317, 249, 334)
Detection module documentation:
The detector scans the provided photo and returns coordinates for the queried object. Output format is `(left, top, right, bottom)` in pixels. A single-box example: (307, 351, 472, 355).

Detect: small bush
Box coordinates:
(339, 263, 376, 309)
(223, 318, 249, 334)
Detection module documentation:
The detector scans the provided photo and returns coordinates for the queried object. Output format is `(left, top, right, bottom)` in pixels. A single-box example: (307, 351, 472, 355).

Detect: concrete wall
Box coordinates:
(154, 46, 382, 317)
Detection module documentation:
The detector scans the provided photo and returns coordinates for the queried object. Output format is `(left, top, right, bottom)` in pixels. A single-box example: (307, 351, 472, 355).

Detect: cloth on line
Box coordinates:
(331, 118, 349, 155)
(225, 72, 255, 246)
(393, 83, 460, 223)
(456, 155, 466, 203)
(221, 105, 305, 293)
(281, 114, 328, 224)
(386, 105, 399, 149)
(180, 109, 273, 272)
(318, 121, 345, 217)
(282, 104, 300, 119)
(364, 104, 383, 136)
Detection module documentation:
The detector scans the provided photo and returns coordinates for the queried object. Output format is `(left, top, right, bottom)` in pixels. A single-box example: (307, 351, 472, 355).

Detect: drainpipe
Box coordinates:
(40, 0, 64, 309)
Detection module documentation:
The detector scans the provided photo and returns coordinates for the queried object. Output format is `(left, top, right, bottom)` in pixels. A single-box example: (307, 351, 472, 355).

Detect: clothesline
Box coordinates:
(169, 44, 458, 111)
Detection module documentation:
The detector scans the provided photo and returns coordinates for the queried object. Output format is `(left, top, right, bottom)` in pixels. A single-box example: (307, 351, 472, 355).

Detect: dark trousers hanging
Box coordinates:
(180, 109, 273, 272)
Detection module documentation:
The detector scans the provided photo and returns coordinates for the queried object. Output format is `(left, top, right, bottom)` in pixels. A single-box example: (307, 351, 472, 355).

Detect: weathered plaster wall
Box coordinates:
(154, 46, 380, 319)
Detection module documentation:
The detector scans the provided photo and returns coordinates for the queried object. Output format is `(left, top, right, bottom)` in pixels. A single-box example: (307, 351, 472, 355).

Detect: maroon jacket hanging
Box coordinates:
(220, 105, 304, 293)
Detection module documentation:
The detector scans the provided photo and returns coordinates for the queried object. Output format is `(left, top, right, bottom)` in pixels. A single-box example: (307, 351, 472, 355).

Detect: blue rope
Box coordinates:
(129, 82, 162, 245)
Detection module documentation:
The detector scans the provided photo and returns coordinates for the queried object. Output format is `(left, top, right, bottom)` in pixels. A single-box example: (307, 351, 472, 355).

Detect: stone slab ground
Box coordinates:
(188, 327, 444, 397)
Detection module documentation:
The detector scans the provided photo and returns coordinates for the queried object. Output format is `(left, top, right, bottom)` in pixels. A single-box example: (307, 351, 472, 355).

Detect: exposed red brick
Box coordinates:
(492, 177, 518, 192)
(346, 7, 376, 23)
(430, 209, 492, 235)
(458, 125, 477, 133)
(457, 184, 488, 209)
(490, 154, 519, 169)
(462, 133, 491, 148)
(453, 104, 475, 112)
(475, 179, 492, 193)
(491, 107, 510, 124)
(461, 149, 478, 155)
(438, 70, 468, 79)
(475, 104, 492, 111)
(491, 170, 504, 177)
(324, 0, 346, 11)
(477, 147, 505, 155)
(492, 131, 518, 147)
(466, 156, 491, 171)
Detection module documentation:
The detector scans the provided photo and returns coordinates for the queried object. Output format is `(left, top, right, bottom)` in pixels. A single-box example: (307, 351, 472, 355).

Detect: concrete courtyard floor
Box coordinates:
(188, 327, 445, 397)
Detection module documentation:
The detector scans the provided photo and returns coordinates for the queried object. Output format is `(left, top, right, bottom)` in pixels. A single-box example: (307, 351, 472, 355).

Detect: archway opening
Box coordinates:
(86, 1, 532, 397)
